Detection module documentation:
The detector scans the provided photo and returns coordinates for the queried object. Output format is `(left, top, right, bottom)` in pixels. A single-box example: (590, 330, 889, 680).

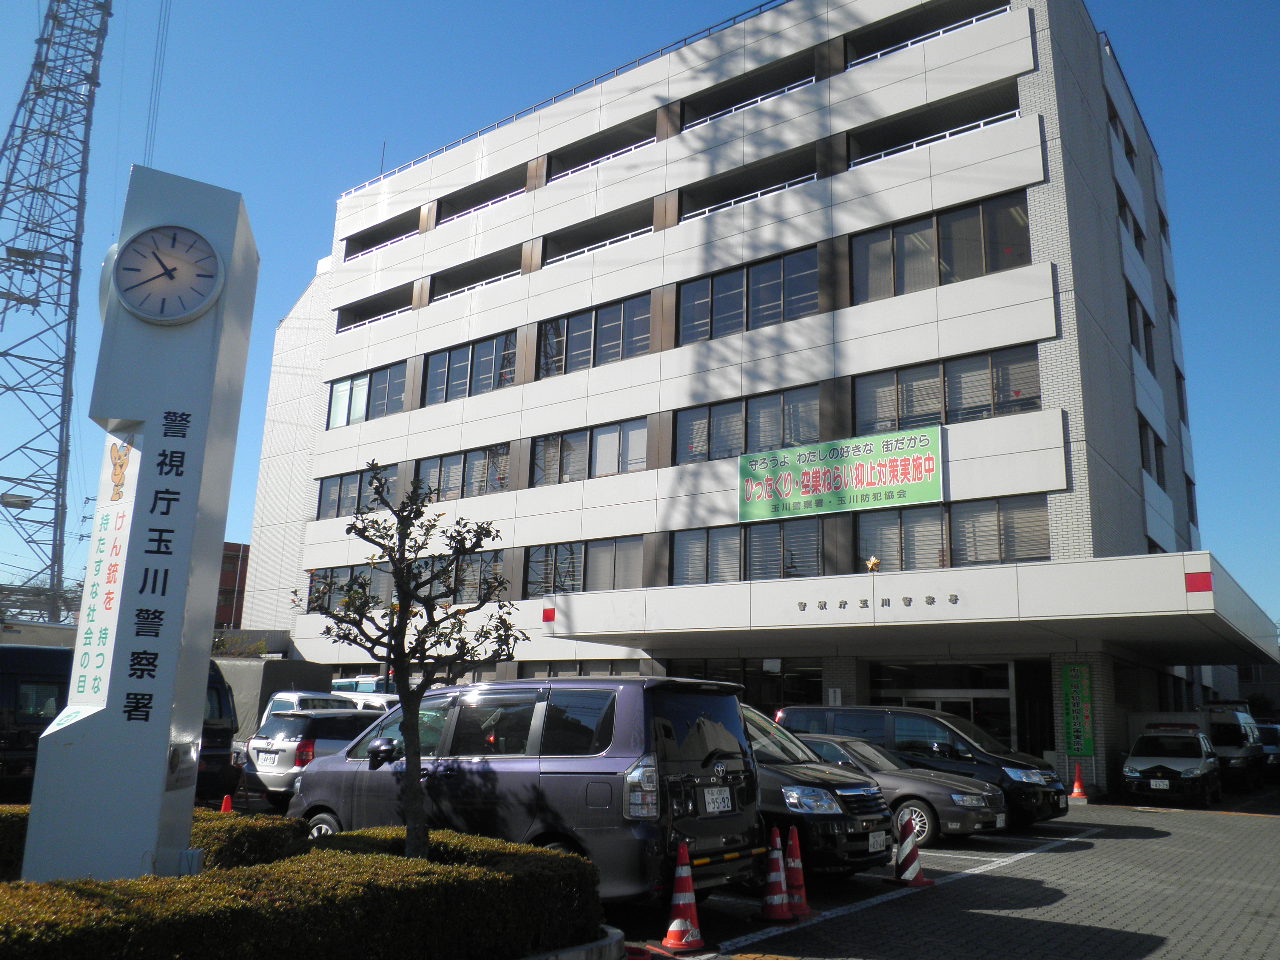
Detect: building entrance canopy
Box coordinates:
(532, 552, 1277, 667)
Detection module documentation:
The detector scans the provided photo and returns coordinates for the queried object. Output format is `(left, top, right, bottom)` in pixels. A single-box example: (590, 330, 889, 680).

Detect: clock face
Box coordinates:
(113, 226, 222, 324)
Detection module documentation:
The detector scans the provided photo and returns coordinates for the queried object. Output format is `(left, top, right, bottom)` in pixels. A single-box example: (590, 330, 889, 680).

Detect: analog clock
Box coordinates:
(112, 226, 222, 324)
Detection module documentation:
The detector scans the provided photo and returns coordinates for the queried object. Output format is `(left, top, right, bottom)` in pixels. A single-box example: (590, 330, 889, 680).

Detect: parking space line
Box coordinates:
(918, 851, 1002, 861)
(720, 827, 1100, 953)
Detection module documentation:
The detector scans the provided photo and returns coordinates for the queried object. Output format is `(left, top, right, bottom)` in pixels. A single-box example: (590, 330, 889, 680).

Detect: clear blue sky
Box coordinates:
(0, 0, 1276, 621)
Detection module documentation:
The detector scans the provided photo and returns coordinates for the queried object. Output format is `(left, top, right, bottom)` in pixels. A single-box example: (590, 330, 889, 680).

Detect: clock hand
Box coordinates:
(151, 250, 177, 279)
(122, 270, 170, 293)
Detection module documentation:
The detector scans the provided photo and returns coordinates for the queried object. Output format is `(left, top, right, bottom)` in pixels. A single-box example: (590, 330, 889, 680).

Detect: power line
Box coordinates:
(142, 0, 171, 167)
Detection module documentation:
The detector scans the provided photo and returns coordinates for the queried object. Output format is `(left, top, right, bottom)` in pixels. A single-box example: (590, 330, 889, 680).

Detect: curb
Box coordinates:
(520, 925, 626, 960)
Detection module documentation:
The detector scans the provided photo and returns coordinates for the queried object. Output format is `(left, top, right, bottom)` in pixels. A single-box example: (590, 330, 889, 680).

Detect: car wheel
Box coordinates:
(893, 799, 938, 847)
(307, 812, 341, 838)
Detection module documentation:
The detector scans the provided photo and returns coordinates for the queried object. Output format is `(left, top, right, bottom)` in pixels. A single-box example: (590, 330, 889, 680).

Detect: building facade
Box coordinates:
(244, 0, 1277, 791)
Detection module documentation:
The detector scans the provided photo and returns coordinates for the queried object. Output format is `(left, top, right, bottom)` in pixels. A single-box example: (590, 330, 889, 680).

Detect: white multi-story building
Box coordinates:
(245, 0, 1276, 790)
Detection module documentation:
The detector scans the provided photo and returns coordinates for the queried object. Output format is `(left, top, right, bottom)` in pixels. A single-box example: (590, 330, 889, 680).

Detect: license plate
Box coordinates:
(869, 830, 887, 852)
(996, 813, 1007, 829)
(1150, 779, 1169, 790)
(703, 786, 732, 813)
(258, 753, 277, 766)
(1058, 793, 1068, 807)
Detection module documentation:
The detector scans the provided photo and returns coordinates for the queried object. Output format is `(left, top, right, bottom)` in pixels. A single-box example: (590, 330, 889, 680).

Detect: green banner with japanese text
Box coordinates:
(738, 426, 943, 523)
(1062, 664, 1095, 757)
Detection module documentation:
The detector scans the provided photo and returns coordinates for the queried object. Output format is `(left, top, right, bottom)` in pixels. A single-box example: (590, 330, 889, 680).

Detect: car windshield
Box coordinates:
(946, 715, 1014, 754)
(255, 716, 309, 740)
(649, 688, 750, 762)
(742, 706, 819, 765)
(1130, 735, 1203, 759)
(843, 739, 910, 771)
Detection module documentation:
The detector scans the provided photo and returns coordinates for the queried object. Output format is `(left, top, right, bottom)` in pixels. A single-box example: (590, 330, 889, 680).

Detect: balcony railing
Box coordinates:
(432, 270, 521, 302)
(341, 0, 791, 197)
(547, 138, 659, 184)
(682, 76, 816, 132)
(679, 172, 818, 223)
(343, 230, 417, 263)
(436, 188, 527, 228)
(847, 6, 1011, 69)
(544, 226, 654, 267)
(336, 304, 412, 334)
(848, 111, 1021, 170)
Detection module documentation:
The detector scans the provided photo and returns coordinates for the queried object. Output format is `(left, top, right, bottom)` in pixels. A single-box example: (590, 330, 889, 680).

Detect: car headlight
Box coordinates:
(950, 793, 986, 807)
(781, 785, 843, 814)
(1122, 765, 1140, 777)
(1003, 767, 1047, 785)
(1229, 758, 1246, 767)
(1181, 768, 1202, 778)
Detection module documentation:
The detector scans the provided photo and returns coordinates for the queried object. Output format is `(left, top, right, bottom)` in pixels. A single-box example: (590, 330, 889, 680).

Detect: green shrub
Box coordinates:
(0, 807, 308, 878)
(0, 844, 603, 960)
(0, 807, 27, 882)
(189, 808, 308, 869)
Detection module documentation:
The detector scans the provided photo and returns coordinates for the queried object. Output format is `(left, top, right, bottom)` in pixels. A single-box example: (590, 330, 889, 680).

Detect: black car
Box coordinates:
(741, 706, 892, 876)
(799, 733, 1006, 845)
(290, 678, 764, 903)
(777, 704, 1068, 826)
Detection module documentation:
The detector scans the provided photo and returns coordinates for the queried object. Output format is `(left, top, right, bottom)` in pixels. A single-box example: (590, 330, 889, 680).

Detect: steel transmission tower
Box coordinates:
(0, 1, 112, 622)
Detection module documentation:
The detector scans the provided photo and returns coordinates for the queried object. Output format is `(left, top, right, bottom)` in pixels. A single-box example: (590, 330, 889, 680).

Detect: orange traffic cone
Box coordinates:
(1070, 763, 1087, 800)
(660, 842, 706, 952)
(219, 794, 233, 813)
(760, 826, 793, 922)
(883, 813, 934, 888)
(784, 826, 811, 919)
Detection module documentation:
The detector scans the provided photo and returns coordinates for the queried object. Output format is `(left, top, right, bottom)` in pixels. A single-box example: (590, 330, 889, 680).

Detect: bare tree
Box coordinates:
(301, 463, 526, 857)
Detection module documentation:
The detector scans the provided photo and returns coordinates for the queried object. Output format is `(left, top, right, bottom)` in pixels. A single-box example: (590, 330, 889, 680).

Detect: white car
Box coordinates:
(259, 690, 358, 729)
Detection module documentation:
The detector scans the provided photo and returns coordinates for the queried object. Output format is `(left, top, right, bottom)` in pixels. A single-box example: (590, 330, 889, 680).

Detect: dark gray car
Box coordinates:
(799, 733, 1006, 846)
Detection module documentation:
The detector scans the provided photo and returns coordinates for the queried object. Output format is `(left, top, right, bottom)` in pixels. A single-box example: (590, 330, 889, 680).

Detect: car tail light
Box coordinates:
(296, 740, 316, 767)
(624, 752, 659, 820)
(774, 709, 784, 723)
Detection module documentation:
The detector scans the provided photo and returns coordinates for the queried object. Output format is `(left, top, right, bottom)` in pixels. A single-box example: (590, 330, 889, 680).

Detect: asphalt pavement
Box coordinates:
(610, 782, 1280, 960)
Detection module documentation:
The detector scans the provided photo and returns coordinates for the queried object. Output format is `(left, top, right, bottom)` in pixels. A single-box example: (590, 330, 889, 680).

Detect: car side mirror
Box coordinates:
(367, 737, 400, 770)
(932, 741, 956, 760)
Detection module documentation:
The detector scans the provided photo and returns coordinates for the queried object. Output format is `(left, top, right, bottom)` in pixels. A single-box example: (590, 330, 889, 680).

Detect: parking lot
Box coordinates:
(609, 788, 1280, 960)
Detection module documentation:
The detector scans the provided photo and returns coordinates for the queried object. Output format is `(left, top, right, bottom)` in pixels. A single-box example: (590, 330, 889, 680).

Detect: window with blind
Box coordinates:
(317, 464, 400, 520)
(856, 495, 1049, 570)
(747, 517, 821, 581)
(532, 419, 648, 487)
(417, 445, 508, 502)
(672, 527, 742, 585)
(424, 331, 517, 406)
(327, 361, 407, 429)
(853, 345, 1040, 435)
(526, 536, 643, 597)
(537, 294, 652, 379)
(852, 191, 1031, 305)
(678, 247, 819, 345)
(674, 385, 819, 465)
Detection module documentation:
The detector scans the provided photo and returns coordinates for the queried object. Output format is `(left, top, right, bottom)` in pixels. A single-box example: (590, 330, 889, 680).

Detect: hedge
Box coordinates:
(0, 812, 603, 960)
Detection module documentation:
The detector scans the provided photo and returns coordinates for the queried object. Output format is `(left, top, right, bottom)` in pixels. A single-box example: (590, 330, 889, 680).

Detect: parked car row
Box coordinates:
(261, 679, 1071, 903)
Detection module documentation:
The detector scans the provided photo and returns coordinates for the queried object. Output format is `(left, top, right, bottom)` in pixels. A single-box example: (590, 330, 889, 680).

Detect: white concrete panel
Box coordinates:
(830, 74, 929, 137)
(938, 296, 1057, 358)
(1131, 351, 1166, 440)
(923, 29, 1033, 105)
(458, 408, 523, 451)
(521, 392, 590, 435)
(740, 312, 836, 365)
(1112, 139, 1147, 227)
(581, 470, 660, 510)
(837, 46, 926, 102)
(1180, 423, 1195, 480)
(515, 503, 585, 547)
(645, 583, 754, 632)
(585, 352, 662, 395)
(945, 410, 1068, 502)
(596, 151, 668, 206)
(833, 321, 942, 379)
(555, 590, 649, 637)
(581, 500, 658, 540)
(457, 490, 518, 523)
(583, 382, 657, 426)
(658, 489, 740, 531)
(835, 286, 939, 343)
(1120, 231, 1152, 301)
(660, 363, 747, 412)
(407, 398, 464, 436)
(830, 178, 934, 236)
(1146, 471, 1172, 552)
(937, 262, 1052, 319)
(660, 222, 747, 278)
(742, 342, 840, 395)
(401, 418, 465, 460)
(356, 415, 410, 455)
(839, 148, 934, 208)
(654, 460, 738, 501)
(589, 257, 665, 309)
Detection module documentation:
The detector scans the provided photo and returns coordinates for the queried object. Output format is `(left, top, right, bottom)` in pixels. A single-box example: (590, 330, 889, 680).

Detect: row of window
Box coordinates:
(317, 465, 399, 520)
(330, 191, 1034, 414)
(306, 551, 504, 612)
(306, 494, 1050, 607)
(852, 192, 1030, 305)
(316, 345, 1044, 517)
